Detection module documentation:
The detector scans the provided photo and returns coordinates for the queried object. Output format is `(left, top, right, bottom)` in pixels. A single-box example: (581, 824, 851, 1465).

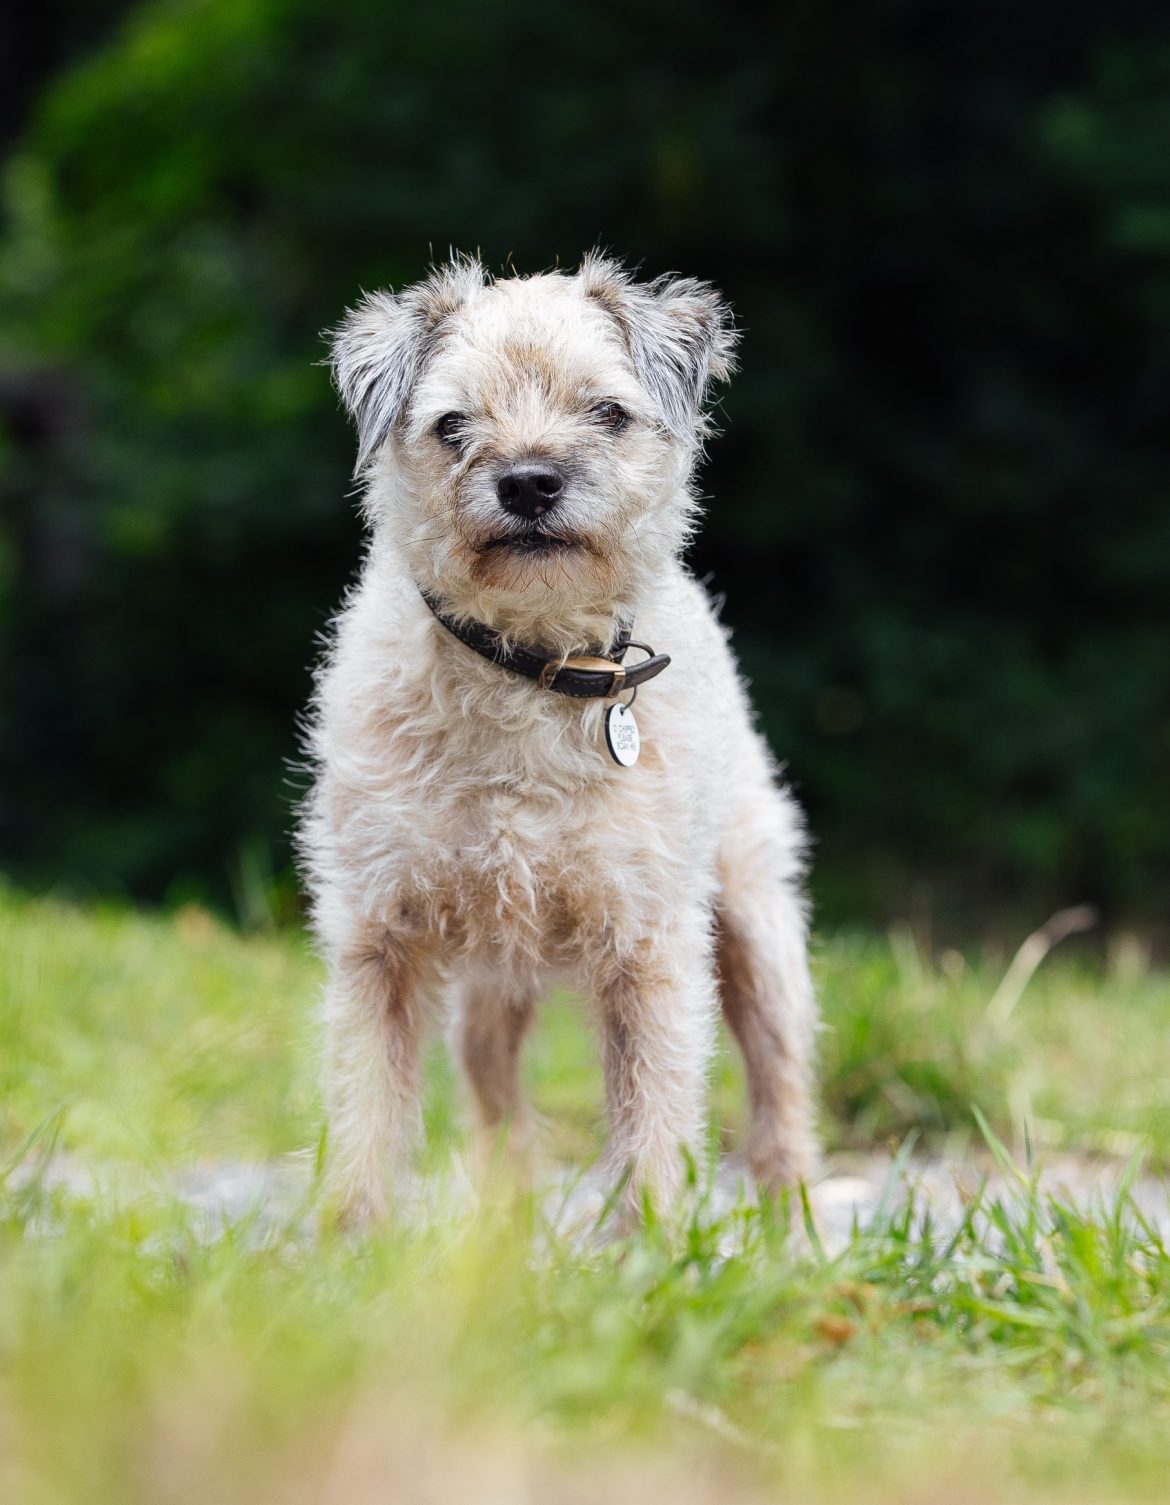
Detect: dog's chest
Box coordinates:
(329, 677, 683, 961)
(418, 780, 615, 954)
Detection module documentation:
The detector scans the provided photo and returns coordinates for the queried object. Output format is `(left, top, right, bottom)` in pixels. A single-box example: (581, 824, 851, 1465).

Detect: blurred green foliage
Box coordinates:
(1, 0, 1168, 925)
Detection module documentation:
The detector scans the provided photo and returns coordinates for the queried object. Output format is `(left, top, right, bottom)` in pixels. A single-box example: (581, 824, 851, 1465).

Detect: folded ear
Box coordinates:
(580, 255, 739, 437)
(328, 255, 485, 473)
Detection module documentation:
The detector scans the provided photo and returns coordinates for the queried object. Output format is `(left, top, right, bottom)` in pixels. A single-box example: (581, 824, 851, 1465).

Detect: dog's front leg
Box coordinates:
(322, 928, 431, 1228)
(591, 927, 717, 1224)
(716, 887, 818, 1194)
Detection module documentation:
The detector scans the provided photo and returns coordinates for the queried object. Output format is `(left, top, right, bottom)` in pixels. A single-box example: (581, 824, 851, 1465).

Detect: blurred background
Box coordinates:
(1, 0, 1168, 936)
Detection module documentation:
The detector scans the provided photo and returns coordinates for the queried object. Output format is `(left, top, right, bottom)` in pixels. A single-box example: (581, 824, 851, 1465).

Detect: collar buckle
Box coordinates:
(538, 656, 626, 694)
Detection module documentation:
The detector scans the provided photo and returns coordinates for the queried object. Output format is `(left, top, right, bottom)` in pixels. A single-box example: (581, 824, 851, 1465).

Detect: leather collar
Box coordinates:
(420, 590, 670, 699)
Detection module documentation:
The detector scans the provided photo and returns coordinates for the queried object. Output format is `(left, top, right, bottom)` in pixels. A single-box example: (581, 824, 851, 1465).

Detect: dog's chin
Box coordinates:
(468, 530, 598, 592)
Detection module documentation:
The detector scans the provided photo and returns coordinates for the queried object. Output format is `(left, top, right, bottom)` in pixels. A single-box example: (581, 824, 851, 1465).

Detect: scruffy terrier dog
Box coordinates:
(300, 253, 817, 1227)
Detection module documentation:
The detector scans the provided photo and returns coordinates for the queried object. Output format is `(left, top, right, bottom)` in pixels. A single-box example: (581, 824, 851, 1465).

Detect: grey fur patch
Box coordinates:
(578, 253, 740, 437)
(328, 256, 486, 474)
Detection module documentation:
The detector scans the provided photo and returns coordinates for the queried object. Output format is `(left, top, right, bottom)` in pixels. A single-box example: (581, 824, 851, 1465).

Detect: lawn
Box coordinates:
(2, 884, 1169, 1504)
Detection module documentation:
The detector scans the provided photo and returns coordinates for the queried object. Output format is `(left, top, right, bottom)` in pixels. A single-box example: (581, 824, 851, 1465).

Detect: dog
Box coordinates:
(299, 253, 818, 1227)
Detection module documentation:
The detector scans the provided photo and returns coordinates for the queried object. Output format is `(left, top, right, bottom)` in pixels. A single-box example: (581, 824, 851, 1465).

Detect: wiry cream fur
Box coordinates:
(300, 253, 818, 1226)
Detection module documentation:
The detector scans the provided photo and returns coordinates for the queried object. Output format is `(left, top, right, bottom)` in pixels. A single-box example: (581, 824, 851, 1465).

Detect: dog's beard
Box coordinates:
(422, 482, 613, 595)
(466, 525, 609, 593)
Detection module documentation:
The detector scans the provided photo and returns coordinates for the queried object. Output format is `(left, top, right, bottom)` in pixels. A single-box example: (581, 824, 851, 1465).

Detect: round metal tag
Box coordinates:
(604, 702, 640, 767)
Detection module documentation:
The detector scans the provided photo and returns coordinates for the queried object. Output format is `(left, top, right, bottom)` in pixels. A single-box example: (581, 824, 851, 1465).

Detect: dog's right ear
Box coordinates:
(328, 256, 485, 473)
(328, 290, 426, 475)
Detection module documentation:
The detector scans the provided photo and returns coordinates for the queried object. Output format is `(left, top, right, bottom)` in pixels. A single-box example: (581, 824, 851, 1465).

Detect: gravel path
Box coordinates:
(14, 1150, 1169, 1252)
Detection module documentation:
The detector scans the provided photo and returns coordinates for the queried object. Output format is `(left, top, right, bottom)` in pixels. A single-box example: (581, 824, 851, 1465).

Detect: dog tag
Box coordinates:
(604, 702, 640, 767)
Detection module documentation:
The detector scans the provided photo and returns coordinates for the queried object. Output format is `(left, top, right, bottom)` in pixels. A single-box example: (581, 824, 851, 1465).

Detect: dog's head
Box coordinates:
(329, 253, 737, 638)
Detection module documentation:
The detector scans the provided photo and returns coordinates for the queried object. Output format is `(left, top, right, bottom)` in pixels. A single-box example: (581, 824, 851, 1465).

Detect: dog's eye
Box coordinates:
(592, 401, 629, 432)
(435, 412, 466, 447)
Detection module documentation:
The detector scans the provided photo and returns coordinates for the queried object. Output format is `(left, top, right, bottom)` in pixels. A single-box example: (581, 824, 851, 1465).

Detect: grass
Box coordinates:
(2, 884, 1170, 1503)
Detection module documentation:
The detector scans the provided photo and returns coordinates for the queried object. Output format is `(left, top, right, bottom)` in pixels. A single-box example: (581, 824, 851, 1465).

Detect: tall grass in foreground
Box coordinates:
(2, 1158, 1169, 1504)
(2, 886, 1170, 1502)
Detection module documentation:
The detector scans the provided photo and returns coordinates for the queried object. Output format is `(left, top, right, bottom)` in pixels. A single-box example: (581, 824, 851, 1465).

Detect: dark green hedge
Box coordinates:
(2, 0, 1168, 927)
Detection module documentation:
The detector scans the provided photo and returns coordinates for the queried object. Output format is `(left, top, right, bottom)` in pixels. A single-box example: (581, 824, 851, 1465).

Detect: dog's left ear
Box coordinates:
(329, 256, 485, 473)
(581, 256, 739, 437)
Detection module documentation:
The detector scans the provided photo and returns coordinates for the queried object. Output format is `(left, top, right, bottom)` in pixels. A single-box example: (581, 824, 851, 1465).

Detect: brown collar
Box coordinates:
(420, 590, 670, 699)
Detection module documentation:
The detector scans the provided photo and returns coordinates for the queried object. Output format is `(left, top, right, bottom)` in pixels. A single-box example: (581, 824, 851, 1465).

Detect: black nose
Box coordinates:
(496, 463, 565, 521)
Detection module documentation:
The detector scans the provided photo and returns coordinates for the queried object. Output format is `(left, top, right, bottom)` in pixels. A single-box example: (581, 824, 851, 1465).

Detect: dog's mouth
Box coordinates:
(479, 530, 582, 557)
